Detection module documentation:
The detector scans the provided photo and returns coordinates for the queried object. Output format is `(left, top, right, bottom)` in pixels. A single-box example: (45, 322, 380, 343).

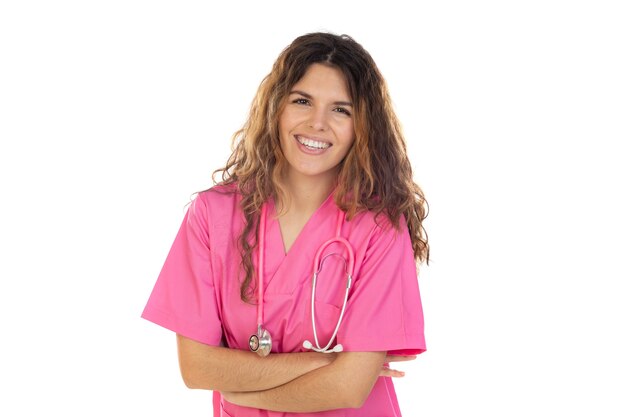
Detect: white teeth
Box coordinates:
(296, 136, 330, 150)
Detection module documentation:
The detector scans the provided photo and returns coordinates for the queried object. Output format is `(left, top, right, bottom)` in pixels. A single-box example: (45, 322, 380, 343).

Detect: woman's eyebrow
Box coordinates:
(289, 90, 353, 107)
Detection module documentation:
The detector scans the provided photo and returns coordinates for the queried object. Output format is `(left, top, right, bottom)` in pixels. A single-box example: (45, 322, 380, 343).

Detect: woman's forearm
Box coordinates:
(176, 334, 334, 392)
(222, 351, 386, 412)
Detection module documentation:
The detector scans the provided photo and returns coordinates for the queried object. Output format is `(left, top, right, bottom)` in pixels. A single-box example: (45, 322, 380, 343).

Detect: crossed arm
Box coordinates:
(177, 334, 413, 412)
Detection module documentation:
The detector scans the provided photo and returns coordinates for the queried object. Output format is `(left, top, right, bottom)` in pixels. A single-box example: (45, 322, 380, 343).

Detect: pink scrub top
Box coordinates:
(142, 184, 426, 416)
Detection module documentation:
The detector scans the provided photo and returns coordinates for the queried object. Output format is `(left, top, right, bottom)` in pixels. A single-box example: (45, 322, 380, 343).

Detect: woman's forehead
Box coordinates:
(290, 64, 352, 101)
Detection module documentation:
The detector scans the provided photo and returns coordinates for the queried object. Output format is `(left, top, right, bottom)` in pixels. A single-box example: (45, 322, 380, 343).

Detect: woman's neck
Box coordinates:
(280, 170, 337, 215)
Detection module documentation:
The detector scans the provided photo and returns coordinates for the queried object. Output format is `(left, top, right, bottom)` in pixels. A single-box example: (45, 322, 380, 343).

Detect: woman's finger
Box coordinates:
(385, 354, 417, 363)
(379, 367, 406, 378)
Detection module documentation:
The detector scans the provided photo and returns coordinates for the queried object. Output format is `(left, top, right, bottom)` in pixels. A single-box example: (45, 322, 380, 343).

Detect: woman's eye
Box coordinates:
(334, 107, 351, 116)
(293, 98, 310, 105)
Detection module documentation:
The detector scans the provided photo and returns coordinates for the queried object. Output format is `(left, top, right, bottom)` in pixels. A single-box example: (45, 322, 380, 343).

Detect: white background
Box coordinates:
(1, 1, 625, 415)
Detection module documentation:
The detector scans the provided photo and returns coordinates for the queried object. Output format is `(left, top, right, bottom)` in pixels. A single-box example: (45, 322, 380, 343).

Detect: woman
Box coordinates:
(142, 32, 429, 416)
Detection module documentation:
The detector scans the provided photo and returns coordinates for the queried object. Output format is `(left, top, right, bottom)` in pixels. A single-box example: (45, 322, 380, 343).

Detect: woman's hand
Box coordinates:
(379, 354, 417, 378)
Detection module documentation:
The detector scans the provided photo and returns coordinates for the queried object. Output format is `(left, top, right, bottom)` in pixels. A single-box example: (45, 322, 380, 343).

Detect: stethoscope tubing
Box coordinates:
(310, 248, 353, 352)
(252, 201, 355, 355)
(257, 203, 267, 330)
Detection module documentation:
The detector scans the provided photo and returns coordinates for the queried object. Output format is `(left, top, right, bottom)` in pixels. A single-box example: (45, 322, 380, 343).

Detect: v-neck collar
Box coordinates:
(261, 190, 338, 293)
(274, 190, 336, 256)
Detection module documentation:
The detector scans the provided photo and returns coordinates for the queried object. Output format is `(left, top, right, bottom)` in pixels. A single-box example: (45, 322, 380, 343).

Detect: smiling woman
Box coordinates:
(141, 32, 429, 417)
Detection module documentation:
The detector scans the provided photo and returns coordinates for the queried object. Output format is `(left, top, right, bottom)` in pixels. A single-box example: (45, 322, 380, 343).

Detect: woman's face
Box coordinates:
(278, 63, 355, 185)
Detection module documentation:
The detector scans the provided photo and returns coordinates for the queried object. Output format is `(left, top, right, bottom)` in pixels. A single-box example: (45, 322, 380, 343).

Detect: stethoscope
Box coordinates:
(249, 202, 355, 356)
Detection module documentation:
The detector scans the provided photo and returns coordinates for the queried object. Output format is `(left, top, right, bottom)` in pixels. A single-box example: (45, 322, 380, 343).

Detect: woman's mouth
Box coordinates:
(295, 135, 331, 153)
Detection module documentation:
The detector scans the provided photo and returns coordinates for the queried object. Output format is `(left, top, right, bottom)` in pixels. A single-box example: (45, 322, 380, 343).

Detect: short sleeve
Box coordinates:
(338, 215, 426, 355)
(141, 193, 223, 346)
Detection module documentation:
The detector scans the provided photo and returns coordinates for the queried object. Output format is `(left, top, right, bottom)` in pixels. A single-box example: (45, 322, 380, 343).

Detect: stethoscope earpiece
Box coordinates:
(303, 340, 343, 353)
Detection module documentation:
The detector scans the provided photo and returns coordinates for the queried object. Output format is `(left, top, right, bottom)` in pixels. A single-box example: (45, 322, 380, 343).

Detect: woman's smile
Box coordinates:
(295, 134, 332, 153)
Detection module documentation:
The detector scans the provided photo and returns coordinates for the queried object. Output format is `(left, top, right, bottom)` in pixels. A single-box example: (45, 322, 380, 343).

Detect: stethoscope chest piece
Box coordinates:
(249, 325, 272, 357)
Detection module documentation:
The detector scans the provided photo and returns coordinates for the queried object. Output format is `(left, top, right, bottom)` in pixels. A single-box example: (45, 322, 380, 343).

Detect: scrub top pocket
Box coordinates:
(298, 298, 342, 352)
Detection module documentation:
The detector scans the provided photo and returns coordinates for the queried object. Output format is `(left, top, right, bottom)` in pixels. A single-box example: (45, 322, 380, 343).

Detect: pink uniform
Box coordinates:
(142, 184, 426, 416)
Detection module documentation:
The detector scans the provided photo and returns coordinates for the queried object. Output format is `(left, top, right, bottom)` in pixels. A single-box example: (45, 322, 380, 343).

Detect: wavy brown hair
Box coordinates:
(212, 32, 429, 302)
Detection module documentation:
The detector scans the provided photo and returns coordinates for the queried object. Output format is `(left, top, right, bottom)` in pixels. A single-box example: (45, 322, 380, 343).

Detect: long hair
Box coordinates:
(213, 32, 429, 302)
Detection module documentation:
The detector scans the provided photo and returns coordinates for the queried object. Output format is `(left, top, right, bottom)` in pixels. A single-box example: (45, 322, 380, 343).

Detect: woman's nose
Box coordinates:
(307, 108, 328, 131)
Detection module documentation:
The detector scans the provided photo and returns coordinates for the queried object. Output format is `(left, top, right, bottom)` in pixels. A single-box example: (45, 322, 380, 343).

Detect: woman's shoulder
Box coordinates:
(351, 207, 404, 231)
(191, 183, 242, 216)
(346, 207, 408, 248)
